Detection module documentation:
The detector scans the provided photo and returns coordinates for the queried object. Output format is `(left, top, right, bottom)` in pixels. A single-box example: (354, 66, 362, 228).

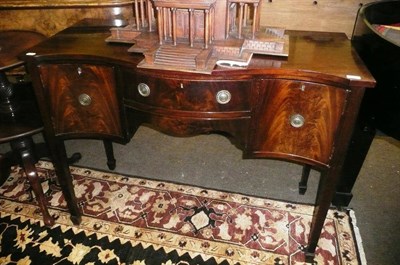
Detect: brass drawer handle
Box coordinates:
(290, 114, 305, 128)
(216, 90, 231, 104)
(138, 83, 150, 97)
(78, 93, 92, 106)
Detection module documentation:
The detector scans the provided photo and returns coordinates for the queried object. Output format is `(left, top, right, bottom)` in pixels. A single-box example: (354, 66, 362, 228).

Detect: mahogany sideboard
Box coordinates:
(20, 20, 375, 260)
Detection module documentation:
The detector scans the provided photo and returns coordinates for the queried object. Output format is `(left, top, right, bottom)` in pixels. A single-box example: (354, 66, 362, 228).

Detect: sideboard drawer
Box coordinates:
(38, 64, 123, 138)
(125, 74, 253, 112)
(250, 79, 349, 165)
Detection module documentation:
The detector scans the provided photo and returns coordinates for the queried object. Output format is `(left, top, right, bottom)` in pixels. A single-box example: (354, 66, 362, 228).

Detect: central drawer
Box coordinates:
(124, 73, 253, 113)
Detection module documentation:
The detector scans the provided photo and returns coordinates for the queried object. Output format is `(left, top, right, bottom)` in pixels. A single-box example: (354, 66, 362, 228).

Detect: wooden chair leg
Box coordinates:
(299, 165, 311, 195)
(11, 137, 55, 226)
(103, 140, 116, 170)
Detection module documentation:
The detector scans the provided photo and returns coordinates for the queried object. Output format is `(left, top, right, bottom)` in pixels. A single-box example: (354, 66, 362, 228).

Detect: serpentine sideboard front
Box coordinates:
(21, 20, 375, 260)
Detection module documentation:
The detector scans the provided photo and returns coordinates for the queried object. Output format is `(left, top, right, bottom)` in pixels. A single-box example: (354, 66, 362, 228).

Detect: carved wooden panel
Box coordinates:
(250, 79, 348, 165)
(175, 9, 205, 40)
(38, 64, 123, 138)
(260, 0, 376, 38)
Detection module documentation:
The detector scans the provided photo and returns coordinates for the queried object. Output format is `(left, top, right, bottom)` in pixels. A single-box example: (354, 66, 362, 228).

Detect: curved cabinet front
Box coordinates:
(249, 79, 349, 167)
(123, 71, 253, 143)
(38, 63, 124, 140)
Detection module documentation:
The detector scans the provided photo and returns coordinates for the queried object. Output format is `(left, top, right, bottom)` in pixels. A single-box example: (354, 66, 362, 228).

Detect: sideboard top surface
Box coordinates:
(21, 20, 375, 88)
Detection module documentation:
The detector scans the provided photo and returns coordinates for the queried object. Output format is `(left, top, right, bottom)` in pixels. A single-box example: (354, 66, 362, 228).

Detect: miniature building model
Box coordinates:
(107, 0, 289, 73)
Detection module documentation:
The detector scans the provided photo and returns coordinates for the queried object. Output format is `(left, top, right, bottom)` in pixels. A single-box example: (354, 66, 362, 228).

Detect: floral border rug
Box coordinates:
(0, 161, 363, 265)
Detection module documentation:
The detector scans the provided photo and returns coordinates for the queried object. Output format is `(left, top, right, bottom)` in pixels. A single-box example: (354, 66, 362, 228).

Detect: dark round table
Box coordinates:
(0, 30, 55, 226)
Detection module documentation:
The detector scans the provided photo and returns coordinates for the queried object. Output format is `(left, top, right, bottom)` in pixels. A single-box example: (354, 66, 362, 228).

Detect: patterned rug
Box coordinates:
(0, 161, 364, 265)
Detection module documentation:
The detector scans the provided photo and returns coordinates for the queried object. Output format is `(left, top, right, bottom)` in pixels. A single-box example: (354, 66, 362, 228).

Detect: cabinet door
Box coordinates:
(38, 64, 123, 138)
(250, 79, 348, 166)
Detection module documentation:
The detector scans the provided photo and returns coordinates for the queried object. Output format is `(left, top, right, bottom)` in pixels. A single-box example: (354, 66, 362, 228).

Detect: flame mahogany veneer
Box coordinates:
(21, 20, 375, 261)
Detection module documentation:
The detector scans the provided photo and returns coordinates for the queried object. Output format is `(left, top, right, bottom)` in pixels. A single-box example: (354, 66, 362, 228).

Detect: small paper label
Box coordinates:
(346, 75, 361, 80)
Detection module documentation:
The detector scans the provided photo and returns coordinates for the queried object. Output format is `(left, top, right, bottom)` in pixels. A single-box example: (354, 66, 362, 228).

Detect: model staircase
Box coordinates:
(154, 46, 201, 68)
(141, 44, 214, 72)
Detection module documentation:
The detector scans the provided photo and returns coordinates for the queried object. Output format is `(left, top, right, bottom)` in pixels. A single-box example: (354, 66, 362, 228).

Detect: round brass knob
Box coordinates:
(216, 90, 231, 104)
(138, 83, 150, 97)
(290, 114, 305, 128)
(78, 93, 92, 106)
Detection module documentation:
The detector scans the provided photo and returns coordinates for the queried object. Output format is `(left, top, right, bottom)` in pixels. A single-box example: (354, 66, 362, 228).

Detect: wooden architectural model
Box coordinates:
(107, 0, 289, 73)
